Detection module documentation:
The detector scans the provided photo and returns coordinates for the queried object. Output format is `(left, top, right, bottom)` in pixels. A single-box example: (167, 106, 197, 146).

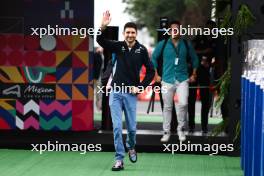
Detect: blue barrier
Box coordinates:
(241, 77, 246, 170)
(241, 77, 264, 176)
(252, 83, 262, 176)
(240, 39, 264, 176)
(246, 80, 255, 176)
(260, 86, 264, 176)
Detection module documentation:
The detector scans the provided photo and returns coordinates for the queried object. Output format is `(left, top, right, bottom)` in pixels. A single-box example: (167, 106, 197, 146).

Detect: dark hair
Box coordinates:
(124, 22, 137, 32)
(169, 20, 181, 27)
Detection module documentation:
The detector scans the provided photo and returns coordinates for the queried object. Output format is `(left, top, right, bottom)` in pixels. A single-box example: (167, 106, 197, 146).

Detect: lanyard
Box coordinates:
(171, 40, 180, 66)
(172, 41, 180, 58)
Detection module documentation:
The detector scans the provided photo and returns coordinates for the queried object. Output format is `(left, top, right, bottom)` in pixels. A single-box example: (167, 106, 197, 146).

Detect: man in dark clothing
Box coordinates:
(188, 20, 217, 134)
(93, 47, 104, 110)
(93, 47, 103, 81)
(96, 11, 155, 171)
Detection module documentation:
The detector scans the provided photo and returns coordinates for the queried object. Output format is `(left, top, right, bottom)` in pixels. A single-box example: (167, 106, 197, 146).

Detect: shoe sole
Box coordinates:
(160, 136, 170, 143)
(129, 158, 137, 163)
(112, 167, 124, 171)
(160, 139, 169, 143)
(179, 137, 186, 142)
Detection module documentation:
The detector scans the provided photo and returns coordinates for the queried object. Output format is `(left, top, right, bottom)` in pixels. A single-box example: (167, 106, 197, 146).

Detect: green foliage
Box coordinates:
(124, 0, 256, 40)
(215, 0, 231, 15)
(123, 0, 186, 38)
(212, 3, 255, 139)
(211, 118, 228, 137)
(234, 4, 256, 36)
(233, 120, 241, 142)
(212, 63, 230, 137)
(220, 4, 232, 43)
(124, 0, 254, 139)
(215, 62, 231, 109)
(220, 4, 255, 37)
(214, 4, 255, 137)
(184, 0, 199, 7)
(219, 5, 232, 29)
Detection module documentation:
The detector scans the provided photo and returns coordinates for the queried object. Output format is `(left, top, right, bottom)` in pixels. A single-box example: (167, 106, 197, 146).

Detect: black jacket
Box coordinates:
(96, 29, 155, 88)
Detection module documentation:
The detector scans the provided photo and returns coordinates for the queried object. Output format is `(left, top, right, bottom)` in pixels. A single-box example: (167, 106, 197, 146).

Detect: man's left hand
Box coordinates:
(130, 86, 139, 94)
(189, 74, 197, 83)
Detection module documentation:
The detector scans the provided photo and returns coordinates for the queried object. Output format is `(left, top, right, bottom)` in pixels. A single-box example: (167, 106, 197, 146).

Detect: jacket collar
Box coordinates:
(122, 40, 140, 51)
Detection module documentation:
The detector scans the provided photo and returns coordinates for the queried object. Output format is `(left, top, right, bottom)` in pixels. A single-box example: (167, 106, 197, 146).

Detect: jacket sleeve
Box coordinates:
(96, 28, 119, 52)
(139, 47, 155, 88)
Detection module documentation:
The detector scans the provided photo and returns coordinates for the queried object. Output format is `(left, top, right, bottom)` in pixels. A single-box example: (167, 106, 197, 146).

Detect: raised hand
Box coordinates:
(101, 10, 111, 29)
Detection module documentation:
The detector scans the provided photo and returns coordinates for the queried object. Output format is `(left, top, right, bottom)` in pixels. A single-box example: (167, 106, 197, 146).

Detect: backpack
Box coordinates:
(156, 39, 168, 77)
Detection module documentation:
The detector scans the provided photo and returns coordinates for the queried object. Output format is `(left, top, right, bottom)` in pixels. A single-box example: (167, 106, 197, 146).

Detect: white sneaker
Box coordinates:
(160, 132, 170, 142)
(178, 131, 186, 141)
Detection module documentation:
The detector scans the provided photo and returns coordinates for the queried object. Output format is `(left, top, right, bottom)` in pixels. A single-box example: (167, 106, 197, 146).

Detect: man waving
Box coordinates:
(96, 11, 155, 171)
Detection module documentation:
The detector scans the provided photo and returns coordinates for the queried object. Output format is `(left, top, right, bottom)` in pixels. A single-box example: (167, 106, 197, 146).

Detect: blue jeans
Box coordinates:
(109, 92, 137, 161)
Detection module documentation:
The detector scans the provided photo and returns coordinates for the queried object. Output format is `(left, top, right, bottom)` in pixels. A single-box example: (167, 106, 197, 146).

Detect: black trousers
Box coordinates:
(188, 66, 211, 132)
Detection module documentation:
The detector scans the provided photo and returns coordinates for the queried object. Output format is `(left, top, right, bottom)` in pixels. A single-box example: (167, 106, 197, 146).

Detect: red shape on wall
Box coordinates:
(72, 101, 94, 131)
(7, 35, 24, 50)
(56, 37, 71, 51)
(24, 51, 39, 66)
(0, 35, 7, 49)
(43, 75, 56, 83)
(72, 52, 87, 67)
(8, 50, 23, 66)
(40, 52, 56, 67)
(0, 52, 7, 65)
(75, 39, 88, 51)
(24, 35, 40, 50)
(0, 118, 11, 130)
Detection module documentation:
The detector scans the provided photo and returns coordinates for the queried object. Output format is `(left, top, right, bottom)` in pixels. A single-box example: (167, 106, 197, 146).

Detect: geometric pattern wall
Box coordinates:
(39, 100, 72, 131)
(0, 34, 94, 131)
(0, 100, 16, 130)
(0, 0, 94, 131)
(16, 99, 40, 130)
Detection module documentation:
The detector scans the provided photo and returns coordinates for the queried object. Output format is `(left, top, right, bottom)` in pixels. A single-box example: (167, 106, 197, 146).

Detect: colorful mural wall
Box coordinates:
(0, 0, 94, 131)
